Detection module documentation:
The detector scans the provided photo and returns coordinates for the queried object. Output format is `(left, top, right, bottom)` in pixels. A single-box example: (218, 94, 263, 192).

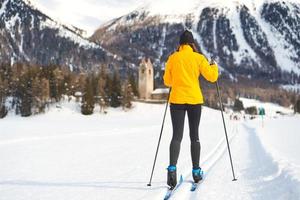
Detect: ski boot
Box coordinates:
(192, 167, 203, 183)
(167, 165, 177, 189)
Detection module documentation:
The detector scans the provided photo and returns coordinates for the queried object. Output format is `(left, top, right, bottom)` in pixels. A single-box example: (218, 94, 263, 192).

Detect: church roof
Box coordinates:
(151, 88, 169, 94)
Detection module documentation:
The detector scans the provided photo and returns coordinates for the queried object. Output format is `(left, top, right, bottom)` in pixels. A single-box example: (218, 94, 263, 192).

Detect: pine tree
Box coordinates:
(98, 65, 107, 111)
(32, 76, 42, 114)
(105, 73, 112, 101)
(110, 70, 121, 108)
(46, 65, 63, 102)
(0, 75, 8, 118)
(121, 81, 134, 109)
(128, 73, 138, 97)
(18, 68, 33, 117)
(81, 77, 95, 115)
(41, 78, 50, 111)
(233, 98, 244, 112)
(98, 65, 107, 97)
(295, 99, 300, 114)
(53, 67, 64, 101)
(91, 73, 99, 99)
(48, 67, 58, 102)
(31, 71, 50, 114)
(62, 73, 72, 97)
(75, 73, 87, 95)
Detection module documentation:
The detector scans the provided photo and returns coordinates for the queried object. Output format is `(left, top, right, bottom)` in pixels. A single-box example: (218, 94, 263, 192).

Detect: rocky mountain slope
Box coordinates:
(91, 0, 300, 85)
(0, 0, 127, 72)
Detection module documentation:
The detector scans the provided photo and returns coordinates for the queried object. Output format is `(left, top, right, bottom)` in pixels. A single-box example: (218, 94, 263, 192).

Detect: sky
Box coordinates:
(31, 0, 148, 36)
(30, 0, 300, 37)
(30, 0, 203, 37)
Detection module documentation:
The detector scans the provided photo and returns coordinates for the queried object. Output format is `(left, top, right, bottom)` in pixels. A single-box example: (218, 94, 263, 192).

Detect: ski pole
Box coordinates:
(215, 81, 237, 181)
(147, 88, 171, 187)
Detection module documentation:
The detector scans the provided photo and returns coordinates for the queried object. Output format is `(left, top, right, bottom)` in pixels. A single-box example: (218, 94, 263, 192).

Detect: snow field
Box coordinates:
(0, 100, 299, 199)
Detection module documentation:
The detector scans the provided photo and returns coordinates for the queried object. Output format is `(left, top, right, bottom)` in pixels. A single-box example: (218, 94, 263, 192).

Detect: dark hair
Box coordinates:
(179, 30, 195, 45)
(177, 30, 200, 53)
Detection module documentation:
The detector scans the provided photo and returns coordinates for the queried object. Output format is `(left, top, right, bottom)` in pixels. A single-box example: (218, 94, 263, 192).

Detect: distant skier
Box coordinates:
(163, 30, 219, 188)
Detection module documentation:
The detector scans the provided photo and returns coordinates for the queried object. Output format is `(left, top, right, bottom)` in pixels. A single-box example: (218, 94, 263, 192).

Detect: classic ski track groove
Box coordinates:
(164, 123, 239, 199)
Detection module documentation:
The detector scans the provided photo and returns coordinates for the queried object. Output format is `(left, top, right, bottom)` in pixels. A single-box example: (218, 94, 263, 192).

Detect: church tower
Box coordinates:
(138, 58, 154, 100)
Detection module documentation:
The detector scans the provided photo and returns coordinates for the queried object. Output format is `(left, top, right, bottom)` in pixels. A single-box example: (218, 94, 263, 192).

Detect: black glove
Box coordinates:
(210, 58, 216, 65)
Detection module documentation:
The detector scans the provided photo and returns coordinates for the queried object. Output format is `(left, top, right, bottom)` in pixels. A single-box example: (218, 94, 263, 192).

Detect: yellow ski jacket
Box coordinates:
(163, 45, 219, 104)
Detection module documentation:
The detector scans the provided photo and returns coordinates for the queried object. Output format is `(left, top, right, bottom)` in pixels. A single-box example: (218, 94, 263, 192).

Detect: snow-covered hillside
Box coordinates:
(92, 0, 300, 85)
(0, 0, 125, 71)
(0, 100, 299, 200)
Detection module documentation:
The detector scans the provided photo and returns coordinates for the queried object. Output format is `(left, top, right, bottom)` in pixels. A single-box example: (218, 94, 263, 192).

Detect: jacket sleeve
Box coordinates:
(163, 56, 172, 87)
(198, 55, 219, 83)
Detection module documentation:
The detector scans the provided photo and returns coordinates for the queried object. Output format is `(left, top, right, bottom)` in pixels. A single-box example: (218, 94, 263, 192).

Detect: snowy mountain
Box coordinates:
(0, 0, 127, 71)
(91, 0, 300, 85)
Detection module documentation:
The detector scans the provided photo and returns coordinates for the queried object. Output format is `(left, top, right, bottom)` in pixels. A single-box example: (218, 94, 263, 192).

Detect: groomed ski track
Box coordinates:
(159, 122, 300, 200)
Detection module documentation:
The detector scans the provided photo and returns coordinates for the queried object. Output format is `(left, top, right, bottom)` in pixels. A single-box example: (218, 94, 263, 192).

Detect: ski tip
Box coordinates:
(164, 194, 171, 200)
(179, 175, 183, 182)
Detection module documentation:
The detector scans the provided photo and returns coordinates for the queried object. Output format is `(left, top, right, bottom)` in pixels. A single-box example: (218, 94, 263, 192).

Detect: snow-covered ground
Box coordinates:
(240, 97, 294, 116)
(0, 99, 299, 200)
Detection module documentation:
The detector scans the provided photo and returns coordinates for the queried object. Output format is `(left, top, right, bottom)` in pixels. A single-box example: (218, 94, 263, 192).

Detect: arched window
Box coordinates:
(149, 69, 151, 75)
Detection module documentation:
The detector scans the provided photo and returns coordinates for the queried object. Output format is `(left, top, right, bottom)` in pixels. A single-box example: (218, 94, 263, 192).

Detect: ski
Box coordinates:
(190, 182, 200, 191)
(163, 175, 183, 200)
(190, 175, 205, 192)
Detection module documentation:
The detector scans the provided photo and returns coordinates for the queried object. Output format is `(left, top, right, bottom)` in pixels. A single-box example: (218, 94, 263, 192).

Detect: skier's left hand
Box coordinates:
(210, 58, 216, 65)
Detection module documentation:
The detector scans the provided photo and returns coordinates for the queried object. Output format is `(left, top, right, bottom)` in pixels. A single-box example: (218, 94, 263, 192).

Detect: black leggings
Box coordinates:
(169, 104, 202, 169)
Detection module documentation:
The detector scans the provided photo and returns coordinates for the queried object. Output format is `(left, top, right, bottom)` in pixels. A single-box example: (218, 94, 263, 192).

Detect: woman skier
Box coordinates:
(163, 30, 219, 188)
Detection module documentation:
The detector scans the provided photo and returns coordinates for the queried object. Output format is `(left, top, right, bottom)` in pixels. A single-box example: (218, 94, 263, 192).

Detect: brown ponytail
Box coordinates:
(190, 43, 198, 53)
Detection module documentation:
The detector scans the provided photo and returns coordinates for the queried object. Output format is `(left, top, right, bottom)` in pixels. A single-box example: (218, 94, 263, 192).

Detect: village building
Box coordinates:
(138, 58, 169, 102)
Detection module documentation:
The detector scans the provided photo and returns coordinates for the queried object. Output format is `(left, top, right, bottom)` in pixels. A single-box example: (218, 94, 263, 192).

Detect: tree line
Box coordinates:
(1, 63, 299, 119)
(0, 63, 138, 118)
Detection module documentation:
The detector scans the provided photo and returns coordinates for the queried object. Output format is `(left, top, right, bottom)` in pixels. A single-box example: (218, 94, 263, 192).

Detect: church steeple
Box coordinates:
(138, 58, 154, 99)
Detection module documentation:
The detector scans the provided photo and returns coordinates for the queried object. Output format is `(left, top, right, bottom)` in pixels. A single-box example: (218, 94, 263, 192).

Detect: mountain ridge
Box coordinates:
(91, 0, 300, 85)
(1, 0, 300, 86)
(0, 0, 128, 72)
